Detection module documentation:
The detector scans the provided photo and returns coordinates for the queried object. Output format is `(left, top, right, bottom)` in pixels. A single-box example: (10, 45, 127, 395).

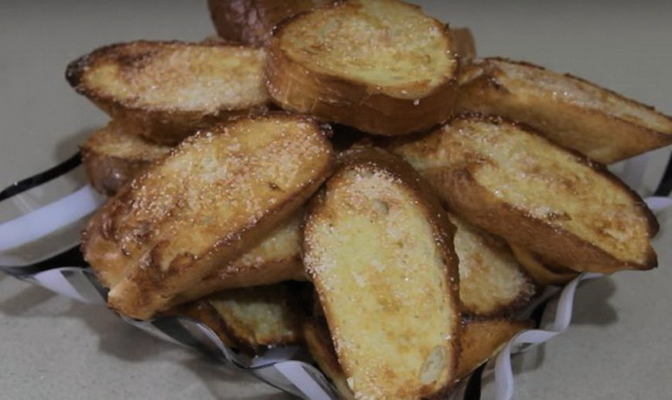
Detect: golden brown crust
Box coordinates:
(81, 123, 172, 196)
(82, 114, 334, 319)
(450, 27, 477, 67)
(303, 147, 460, 399)
(207, 0, 325, 46)
(66, 40, 269, 145)
(509, 244, 579, 287)
(457, 318, 532, 380)
(390, 114, 658, 274)
(266, 0, 459, 136)
(170, 212, 306, 306)
(457, 58, 672, 163)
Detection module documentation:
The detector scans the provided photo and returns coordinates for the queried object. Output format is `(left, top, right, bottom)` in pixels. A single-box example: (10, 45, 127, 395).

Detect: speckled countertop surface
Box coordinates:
(1, 1, 671, 399)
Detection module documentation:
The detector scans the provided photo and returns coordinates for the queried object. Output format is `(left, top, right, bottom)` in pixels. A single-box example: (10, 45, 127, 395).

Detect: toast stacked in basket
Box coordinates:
(67, 1, 670, 398)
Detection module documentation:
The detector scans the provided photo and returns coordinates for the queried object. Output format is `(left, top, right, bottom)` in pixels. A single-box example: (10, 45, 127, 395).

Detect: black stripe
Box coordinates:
(531, 299, 550, 328)
(0, 245, 87, 276)
(654, 152, 672, 197)
(0, 153, 81, 202)
(464, 364, 486, 400)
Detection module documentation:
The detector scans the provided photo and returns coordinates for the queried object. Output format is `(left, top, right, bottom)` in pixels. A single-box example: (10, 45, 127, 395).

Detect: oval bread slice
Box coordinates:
(82, 114, 334, 320)
(81, 123, 172, 196)
(206, 284, 304, 353)
(81, 125, 306, 299)
(169, 283, 304, 354)
(390, 114, 658, 274)
(457, 58, 672, 164)
(66, 41, 269, 145)
(449, 213, 535, 316)
(303, 147, 460, 399)
(266, 0, 459, 136)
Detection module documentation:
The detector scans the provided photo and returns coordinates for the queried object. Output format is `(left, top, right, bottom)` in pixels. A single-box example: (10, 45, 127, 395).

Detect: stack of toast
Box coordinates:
(66, 0, 670, 398)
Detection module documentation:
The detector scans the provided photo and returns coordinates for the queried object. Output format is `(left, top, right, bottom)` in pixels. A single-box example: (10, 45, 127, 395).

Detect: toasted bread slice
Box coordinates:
(266, 0, 459, 136)
(171, 212, 305, 305)
(390, 114, 658, 274)
(208, 0, 327, 46)
(81, 122, 172, 196)
(449, 213, 535, 316)
(82, 114, 334, 319)
(66, 41, 269, 145)
(509, 244, 579, 287)
(457, 58, 672, 163)
(168, 284, 303, 353)
(207, 284, 303, 352)
(303, 318, 357, 400)
(457, 318, 532, 380)
(87, 210, 304, 305)
(303, 147, 460, 399)
(82, 125, 305, 295)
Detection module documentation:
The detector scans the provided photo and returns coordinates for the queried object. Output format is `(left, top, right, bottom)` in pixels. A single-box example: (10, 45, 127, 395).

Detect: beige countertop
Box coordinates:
(1, 1, 671, 399)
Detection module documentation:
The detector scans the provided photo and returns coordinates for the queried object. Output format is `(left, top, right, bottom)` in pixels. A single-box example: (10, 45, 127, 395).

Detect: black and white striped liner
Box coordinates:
(1, 151, 672, 400)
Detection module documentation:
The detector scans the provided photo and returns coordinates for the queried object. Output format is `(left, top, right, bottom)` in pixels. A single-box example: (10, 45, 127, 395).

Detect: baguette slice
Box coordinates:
(66, 41, 269, 145)
(509, 244, 579, 287)
(457, 318, 532, 380)
(82, 114, 334, 319)
(170, 284, 304, 353)
(81, 123, 172, 196)
(81, 126, 306, 297)
(267, 0, 459, 136)
(207, 284, 303, 352)
(208, 0, 327, 46)
(390, 114, 658, 274)
(303, 147, 460, 399)
(457, 58, 672, 163)
(449, 213, 535, 316)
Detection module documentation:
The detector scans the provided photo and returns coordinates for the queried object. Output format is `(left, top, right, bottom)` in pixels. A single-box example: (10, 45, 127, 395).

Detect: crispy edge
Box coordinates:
(303, 147, 461, 399)
(391, 113, 659, 274)
(170, 257, 305, 307)
(450, 27, 477, 67)
(457, 58, 672, 163)
(81, 125, 172, 196)
(65, 40, 268, 145)
(81, 144, 151, 196)
(457, 318, 532, 380)
(266, 3, 459, 136)
(87, 114, 335, 319)
(303, 318, 356, 400)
